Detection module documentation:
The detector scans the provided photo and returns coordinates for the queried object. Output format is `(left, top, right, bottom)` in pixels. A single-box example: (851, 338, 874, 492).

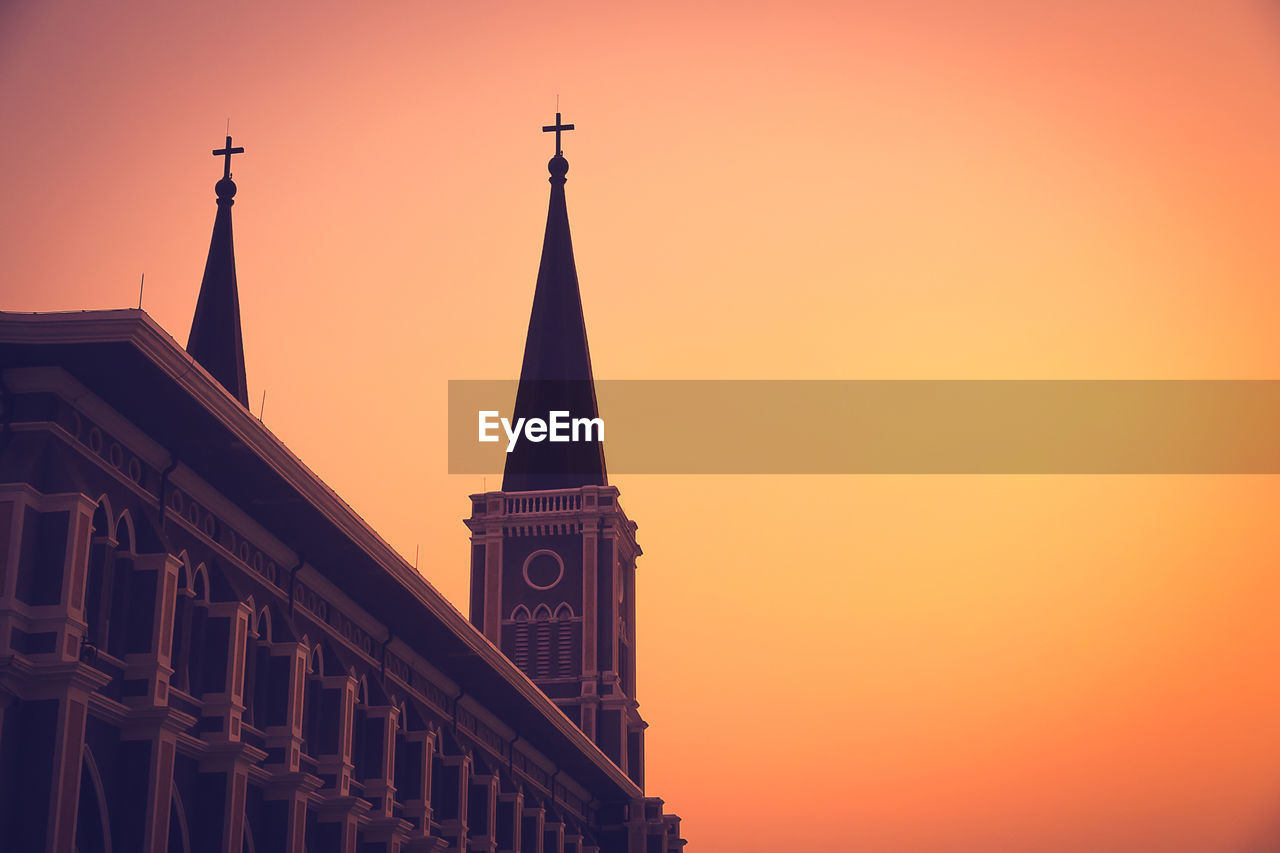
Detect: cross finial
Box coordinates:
(541, 112, 574, 157)
(213, 135, 245, 180)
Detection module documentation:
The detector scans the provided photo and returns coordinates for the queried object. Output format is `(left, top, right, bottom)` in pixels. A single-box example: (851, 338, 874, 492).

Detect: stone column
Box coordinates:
(41, 673, 102, 853)
(308, 672, 356, 794)
(312, 793, 370, 853)
(361, 705, 413, 853)
(262, 775, 318, 853)
(466, 771, 498, 853)
(199, 600, 253, 744)
(122, 552, 183, 710)
(263, 641, 309, 772)
(360, 704, 398, 816)
(625, 719, 646, 790)
(198, 743, 262, 853)
(542, 819, 565, 853)
(311, 673, 365, 853)
(520, 804, 545, 853)
(495, 787, 524, 853)
(122, 711, 193, 853)
(399, 726, 438, 842)
(0, 489, 105, 853)
(435, 750, 472, 853)
(482, 528, 504, 642)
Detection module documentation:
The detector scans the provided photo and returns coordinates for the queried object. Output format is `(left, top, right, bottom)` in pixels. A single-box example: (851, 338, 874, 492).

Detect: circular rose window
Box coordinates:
(522, 550, 564, 590)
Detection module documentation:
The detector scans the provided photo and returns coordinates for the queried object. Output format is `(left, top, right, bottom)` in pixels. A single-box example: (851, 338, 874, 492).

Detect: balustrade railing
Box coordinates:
(503, 491, 583, 515)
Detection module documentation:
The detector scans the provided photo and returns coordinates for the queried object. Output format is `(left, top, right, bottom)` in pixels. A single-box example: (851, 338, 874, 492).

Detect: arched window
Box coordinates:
(191, 565, 208, 603)
(169, 559, 196, 692)
(182, 565, 212, 695)
(351, 676, 370, 792)
(301, 644, 324, 760)
(243, 606, 272, 729)
(83, 499, 115, 650)
(393, 701, 426, 809)
(240, 597, 259, 728)
(105, 513, 138, 659)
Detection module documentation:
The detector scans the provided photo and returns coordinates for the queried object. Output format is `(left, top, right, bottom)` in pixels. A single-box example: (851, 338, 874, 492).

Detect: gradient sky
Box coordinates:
(5, 2, 1280, 850)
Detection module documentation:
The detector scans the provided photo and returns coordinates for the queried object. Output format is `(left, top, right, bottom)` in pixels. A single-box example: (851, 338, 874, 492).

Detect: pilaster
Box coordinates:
(496, 788, 524, 853)
(467, 771, 499, 853)
(520, 804, 545, 853)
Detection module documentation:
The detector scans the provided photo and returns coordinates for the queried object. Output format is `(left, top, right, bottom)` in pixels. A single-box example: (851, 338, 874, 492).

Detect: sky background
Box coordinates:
(5, 1, 1280, 850)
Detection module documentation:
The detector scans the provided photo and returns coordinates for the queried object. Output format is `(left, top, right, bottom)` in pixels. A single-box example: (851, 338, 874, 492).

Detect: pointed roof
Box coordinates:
(502, 129, 608, 492)
(186, 136, 249, 408)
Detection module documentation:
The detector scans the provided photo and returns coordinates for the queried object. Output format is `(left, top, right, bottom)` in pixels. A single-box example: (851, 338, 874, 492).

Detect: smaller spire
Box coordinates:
(187, 136, 249, 407)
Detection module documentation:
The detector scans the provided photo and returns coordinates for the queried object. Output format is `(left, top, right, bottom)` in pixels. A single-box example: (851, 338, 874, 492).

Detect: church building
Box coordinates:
(0, 118, 686, 853)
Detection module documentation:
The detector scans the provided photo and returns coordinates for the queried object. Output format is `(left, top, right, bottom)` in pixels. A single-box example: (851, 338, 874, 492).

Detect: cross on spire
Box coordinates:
(542, 112, 574, 157)
(213, 135, 244, 180)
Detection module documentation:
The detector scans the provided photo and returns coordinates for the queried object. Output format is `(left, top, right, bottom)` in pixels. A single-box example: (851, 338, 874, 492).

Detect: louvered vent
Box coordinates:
(556, 620, 573, 677)
(533, 621, 553, 679)
(513, 622, 530, 671)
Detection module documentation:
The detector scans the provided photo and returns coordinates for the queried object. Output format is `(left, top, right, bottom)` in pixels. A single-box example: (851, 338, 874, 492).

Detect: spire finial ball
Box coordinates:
(215, 177, 238, 200)
(548, 155, 569, 178)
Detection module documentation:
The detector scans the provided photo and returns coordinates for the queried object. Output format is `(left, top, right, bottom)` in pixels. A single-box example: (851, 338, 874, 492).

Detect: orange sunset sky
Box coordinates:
(5, 1, 1280, 850)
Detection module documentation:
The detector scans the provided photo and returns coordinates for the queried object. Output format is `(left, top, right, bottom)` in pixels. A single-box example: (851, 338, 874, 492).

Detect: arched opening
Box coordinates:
(104, 513, 139, 659)
(429, 730, 466, 828)
(350, 676, 371, 795)
(300, 643, 326, 764)
(166, 785, 191, 853)
(169, 558, 195, 692)
(240, 597, 258, 727)
(393, 702, 427, 813)
(75, 745, 112, 853)
(83, 500, 115, 651)
(176, 564, 213, 695)
(242, 606, 272, 730)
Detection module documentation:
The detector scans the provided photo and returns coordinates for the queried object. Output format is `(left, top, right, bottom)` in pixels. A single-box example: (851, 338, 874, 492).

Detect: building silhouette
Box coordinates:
(0, 123, 685, 853)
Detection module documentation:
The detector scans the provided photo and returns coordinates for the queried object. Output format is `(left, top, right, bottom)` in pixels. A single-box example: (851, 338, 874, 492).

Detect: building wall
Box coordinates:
(0, 367, 684, 853)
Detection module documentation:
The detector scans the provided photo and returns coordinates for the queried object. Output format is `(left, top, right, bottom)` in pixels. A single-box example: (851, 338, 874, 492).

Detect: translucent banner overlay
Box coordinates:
(447, 380, 1280, 474)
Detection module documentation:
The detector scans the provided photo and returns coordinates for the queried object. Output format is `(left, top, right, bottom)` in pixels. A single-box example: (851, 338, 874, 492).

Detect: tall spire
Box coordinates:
(187, 135, 249, 408)
(502, 114, 608, 491)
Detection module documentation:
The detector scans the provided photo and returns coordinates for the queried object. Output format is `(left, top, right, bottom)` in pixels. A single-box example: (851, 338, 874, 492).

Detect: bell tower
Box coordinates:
(464, 114, 647, 786)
